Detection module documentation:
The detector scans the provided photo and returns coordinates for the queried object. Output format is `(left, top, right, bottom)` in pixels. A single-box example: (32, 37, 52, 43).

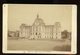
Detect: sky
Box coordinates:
(8, 4, 72, 32)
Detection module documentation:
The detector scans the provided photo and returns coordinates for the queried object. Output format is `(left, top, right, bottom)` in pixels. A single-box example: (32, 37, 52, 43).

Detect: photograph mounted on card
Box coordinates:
(3, 4, 77, 54)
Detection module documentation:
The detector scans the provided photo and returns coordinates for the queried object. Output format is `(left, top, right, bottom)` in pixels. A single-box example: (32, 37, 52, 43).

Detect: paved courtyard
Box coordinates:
(7, 39, 71, 51)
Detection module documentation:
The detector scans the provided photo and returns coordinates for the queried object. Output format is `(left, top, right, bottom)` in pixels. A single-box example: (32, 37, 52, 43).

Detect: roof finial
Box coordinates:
(37, 14, 39, 18)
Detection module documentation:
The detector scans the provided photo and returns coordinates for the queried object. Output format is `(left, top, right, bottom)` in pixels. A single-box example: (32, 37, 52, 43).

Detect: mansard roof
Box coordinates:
(19, 14, 61, 29)
(25, 26, 31, 28)
(45, 25, 54, 28)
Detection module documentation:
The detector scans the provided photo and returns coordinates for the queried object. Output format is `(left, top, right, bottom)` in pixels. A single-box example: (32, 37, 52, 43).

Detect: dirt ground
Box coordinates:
(7, 39, 71, 51)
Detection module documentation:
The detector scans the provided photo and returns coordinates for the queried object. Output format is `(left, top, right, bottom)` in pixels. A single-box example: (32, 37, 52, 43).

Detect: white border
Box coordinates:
(3, 4, 77, 54)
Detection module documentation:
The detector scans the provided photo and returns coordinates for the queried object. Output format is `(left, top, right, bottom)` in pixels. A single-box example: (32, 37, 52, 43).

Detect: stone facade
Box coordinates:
(19, 14, 61, 39)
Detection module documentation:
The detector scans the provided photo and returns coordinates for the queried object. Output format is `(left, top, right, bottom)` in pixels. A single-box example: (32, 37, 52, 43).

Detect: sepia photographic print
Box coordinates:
(3, 4, 77, 54)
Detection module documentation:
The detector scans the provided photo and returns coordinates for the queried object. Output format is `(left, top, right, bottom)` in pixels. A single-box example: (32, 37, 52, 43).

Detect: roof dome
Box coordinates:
(33, 14, 45, 26)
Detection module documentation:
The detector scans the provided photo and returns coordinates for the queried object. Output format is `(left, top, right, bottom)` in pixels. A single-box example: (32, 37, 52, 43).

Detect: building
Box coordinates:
(19, 14, 61, 40)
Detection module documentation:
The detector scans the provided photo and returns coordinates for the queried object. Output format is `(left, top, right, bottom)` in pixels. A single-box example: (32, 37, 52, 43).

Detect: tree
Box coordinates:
(61, 30, 69, 39)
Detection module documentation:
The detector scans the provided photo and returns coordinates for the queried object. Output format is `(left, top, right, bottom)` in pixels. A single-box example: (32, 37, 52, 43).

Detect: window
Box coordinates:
(39, 33, 41, 35)
(36, 33, 37, 35)
(45, 36, 46, 38)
